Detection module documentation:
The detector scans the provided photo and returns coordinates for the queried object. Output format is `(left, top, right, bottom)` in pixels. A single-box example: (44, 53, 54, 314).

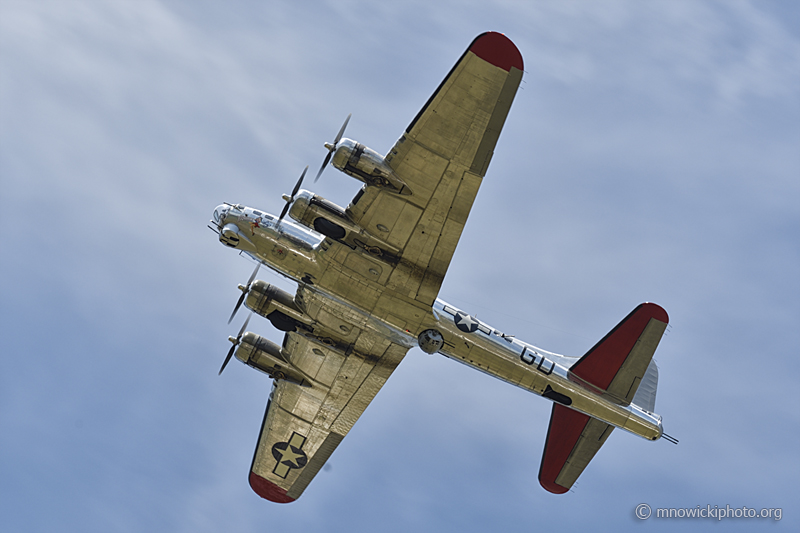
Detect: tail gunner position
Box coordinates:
(209, 32, 675, 503)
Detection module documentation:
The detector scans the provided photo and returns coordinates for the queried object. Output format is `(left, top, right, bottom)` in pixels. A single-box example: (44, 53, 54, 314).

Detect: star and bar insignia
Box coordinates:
(454, 312, 479, 333)
(271, 432, 308, 478)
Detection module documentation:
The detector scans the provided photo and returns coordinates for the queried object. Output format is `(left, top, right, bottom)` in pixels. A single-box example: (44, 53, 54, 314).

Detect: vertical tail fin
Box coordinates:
(631, 360, 659, 413)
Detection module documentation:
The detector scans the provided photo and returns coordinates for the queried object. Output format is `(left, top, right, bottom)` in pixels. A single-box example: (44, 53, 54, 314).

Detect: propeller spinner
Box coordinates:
(314, 113, 351, 182)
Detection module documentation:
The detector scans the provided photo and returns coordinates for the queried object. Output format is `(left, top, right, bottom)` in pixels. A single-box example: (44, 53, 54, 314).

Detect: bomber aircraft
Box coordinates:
(209, 32, 675, 503)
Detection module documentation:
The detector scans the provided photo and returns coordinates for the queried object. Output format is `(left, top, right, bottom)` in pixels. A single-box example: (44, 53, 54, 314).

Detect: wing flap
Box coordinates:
(539, 404, 614, 494)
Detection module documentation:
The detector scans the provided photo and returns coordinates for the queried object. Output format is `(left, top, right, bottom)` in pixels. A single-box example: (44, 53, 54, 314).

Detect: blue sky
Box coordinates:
(1, 1, 798, 531)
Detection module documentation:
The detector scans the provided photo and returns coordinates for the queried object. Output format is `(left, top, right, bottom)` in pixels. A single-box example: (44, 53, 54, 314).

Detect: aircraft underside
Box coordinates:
(209, 32, 673, 502)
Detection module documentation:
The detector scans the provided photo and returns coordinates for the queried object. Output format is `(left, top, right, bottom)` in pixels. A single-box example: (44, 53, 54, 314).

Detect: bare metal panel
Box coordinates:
(554, 417, 614, 490)
(345, 46, 523, 307)
(249, 331, 408, 502)
(606, 318, 668, 406)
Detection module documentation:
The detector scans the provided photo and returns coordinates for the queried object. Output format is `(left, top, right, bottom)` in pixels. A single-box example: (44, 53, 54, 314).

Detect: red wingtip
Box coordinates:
(249, 472, 296, 503)
(469, 32, 524, 72)
(641, 302, 669, 324)
(540, 479, 571, 494)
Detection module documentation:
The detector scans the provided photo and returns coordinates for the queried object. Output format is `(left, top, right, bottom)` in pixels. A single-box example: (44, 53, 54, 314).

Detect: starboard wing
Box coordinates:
(344, 32, 523, 306)
(248, 331, 408, 502)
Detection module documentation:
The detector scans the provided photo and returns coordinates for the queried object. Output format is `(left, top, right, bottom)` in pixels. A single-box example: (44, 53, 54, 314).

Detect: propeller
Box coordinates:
(278, 166, 309, 222)
(228, 262, 260, 324)
(314, 113, 351, 182)
(219, 313, 251, 375)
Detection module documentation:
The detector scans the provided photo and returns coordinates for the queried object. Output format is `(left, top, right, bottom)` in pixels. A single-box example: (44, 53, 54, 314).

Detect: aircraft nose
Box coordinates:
(213, 204, 228, 226)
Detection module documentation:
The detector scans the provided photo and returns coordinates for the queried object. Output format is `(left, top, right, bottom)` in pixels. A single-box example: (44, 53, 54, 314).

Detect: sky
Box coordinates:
(1, 1, 798, 531)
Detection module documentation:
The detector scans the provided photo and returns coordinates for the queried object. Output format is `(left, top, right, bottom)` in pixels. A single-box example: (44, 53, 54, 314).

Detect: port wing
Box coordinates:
(248, 332, 407, 502)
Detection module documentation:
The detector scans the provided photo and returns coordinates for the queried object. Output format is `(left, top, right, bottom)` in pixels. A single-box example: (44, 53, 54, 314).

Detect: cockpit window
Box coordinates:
(213, 205, 230, 224)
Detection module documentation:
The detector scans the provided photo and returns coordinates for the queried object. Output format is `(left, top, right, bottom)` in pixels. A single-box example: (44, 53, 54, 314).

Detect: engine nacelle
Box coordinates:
(234, 332, 310, 386)
(332, 139, 411, 195)
(289, 192, 362, 239)
(287, 191, 404, 260)
(245, 281, 308, 331)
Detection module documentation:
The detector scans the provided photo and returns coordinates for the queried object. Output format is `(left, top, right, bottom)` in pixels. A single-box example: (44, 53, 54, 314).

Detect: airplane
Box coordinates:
(209, 31, 675, 503)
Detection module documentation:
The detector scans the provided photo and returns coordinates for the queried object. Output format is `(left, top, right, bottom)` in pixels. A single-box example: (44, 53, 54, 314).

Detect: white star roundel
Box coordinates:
(454, 312, 479, 333)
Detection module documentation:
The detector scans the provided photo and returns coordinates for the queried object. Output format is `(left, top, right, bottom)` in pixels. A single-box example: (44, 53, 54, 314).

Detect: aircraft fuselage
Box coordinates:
(212, 202, 663, 442)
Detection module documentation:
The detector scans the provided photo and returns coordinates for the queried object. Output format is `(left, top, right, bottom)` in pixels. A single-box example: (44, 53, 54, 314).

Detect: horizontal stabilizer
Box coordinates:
(539, 404, 613, 494)
(569, 303, 668, 406)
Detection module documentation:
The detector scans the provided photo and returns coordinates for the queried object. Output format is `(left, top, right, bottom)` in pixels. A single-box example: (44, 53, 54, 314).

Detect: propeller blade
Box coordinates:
(279, 166, 309, 222)
(238, 313, 251, 336)
(278, 201, 291, 222)
(228, 263, 260, 324)
(219, 345, 236, 375)
(314, 114, 351, 183)
(219, 314, 251, 375)
(333, 113, 351, 146)
(228, 292, 247, 324)
(245, 262, 260, 286)
(314, 151, 332, 183)
(290, 166, 308, 198)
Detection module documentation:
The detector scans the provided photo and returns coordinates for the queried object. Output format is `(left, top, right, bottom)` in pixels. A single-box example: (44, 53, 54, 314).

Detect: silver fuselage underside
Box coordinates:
(214, 203, 662, 441)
